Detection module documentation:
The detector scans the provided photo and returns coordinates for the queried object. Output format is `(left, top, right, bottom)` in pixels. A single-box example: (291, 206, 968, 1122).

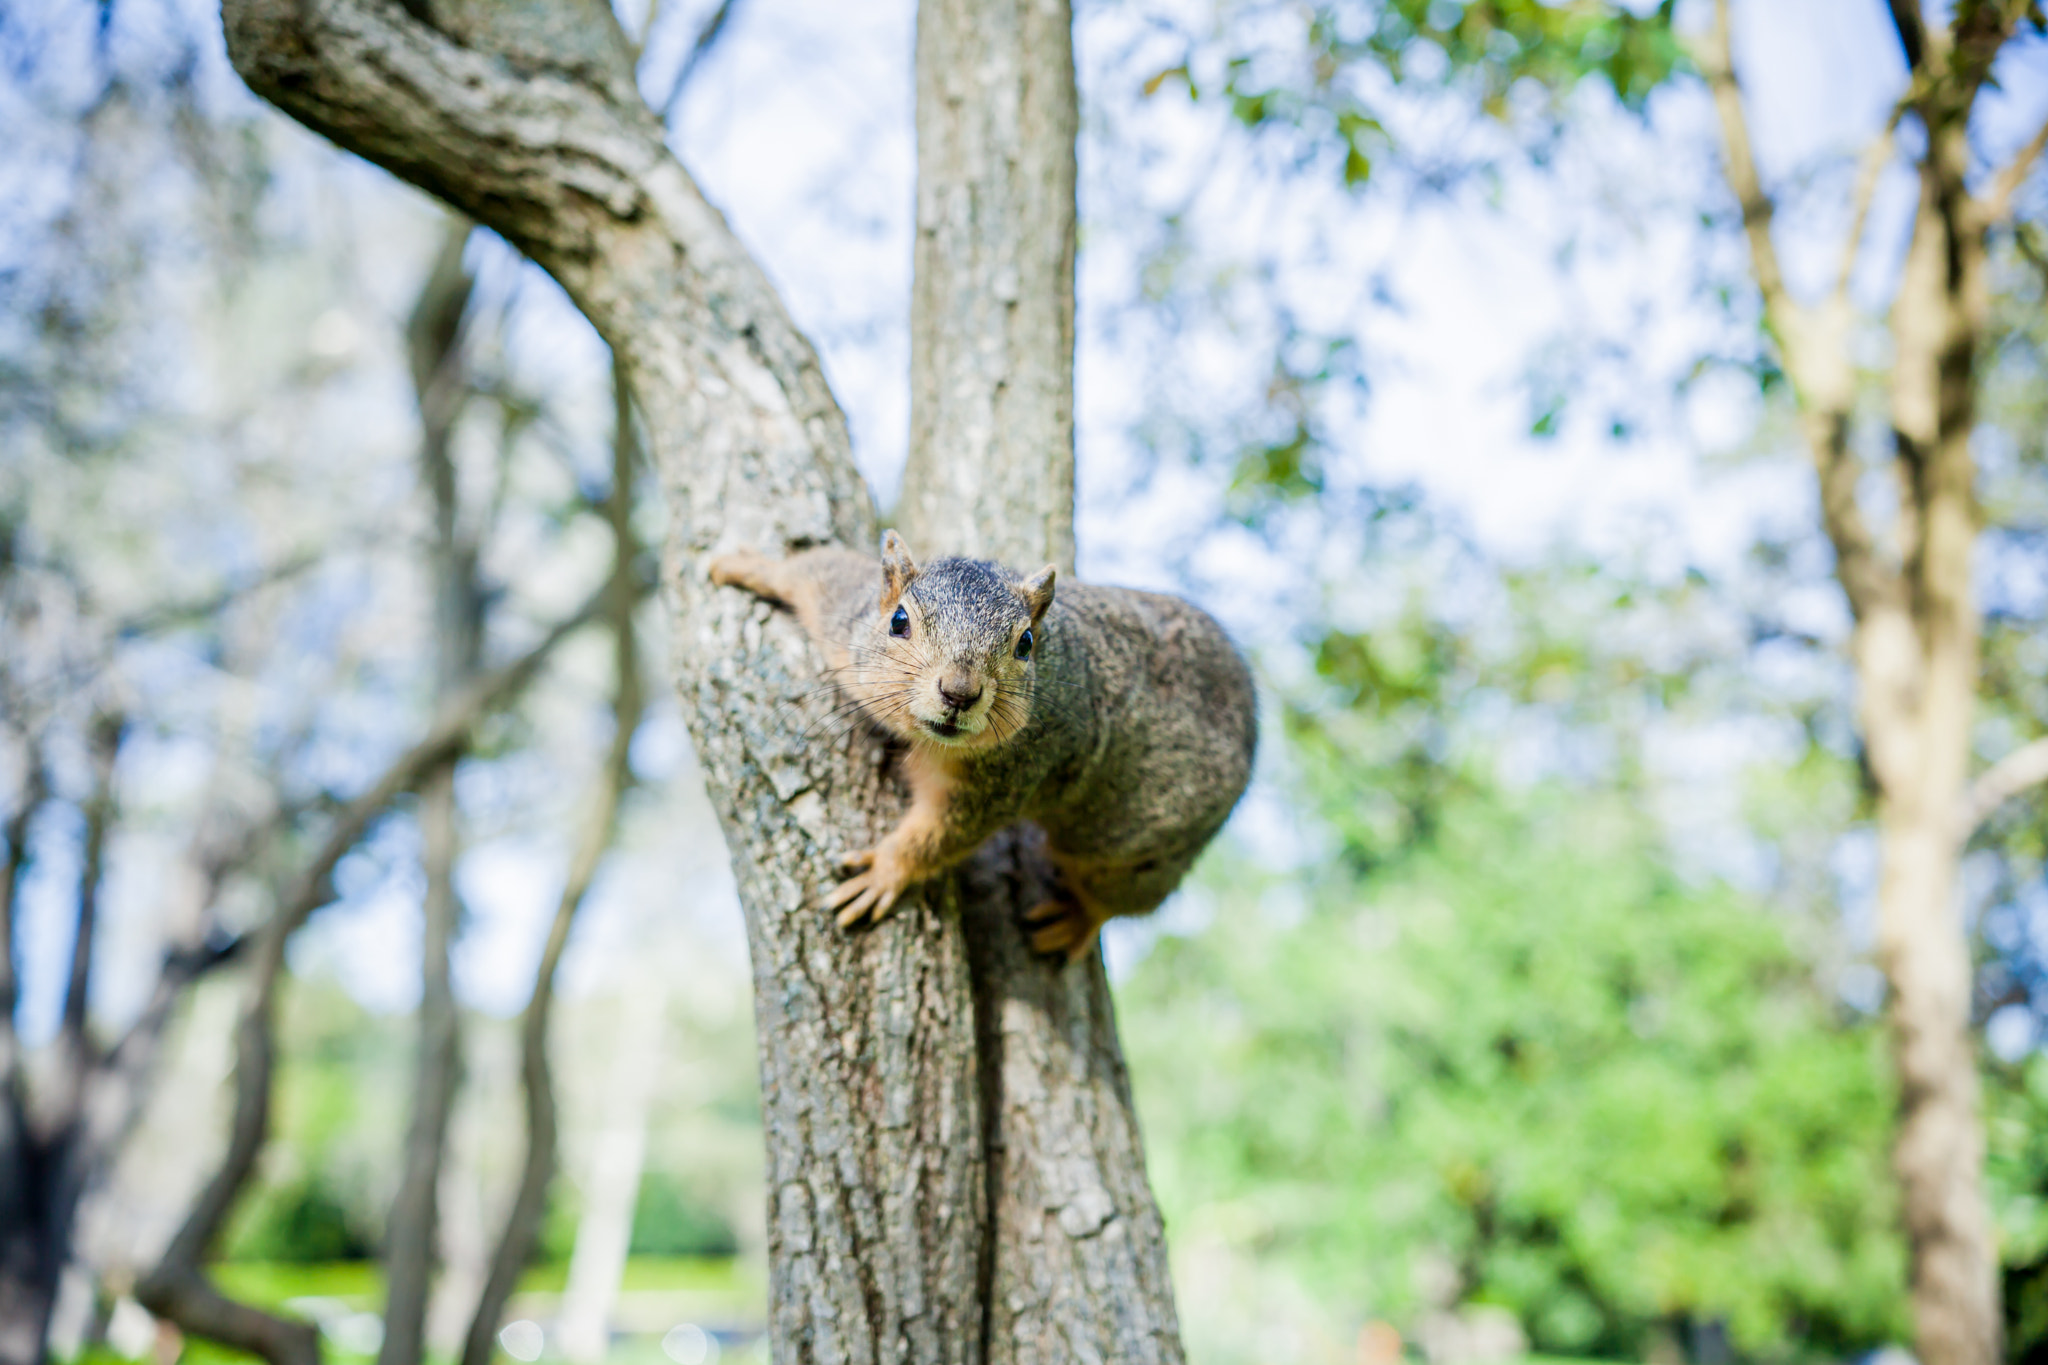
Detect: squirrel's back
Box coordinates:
(709, 533, 1257, 953)
(1021, 583, 1255, 880)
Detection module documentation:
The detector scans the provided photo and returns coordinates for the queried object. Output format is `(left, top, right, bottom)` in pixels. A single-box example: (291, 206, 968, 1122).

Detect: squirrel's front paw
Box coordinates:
(1021, 899, 1105, 964)
(707, 551, 766, 590)
(824, 846, 916, 929)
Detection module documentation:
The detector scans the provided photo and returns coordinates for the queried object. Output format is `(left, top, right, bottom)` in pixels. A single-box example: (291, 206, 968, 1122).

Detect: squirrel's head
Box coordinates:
(851, 530, 1055, 752)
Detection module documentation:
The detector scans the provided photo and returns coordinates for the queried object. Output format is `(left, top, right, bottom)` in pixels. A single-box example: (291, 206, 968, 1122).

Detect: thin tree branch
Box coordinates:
(61, 712, 123, 1049)
(657, 0, 742, 121)
(138, 584, 613, 1365)
(1888, 0, 1928, 70)
(73, 792, 323, 1231)
(381, 207, 482, 1365)
(2015, 220, 2048, 293)
(1698, 0, 1801, 338)
(1835, 104, 1907, 302)
(1979, 109, 2048, 227)
(0, 753, 47, 1097)
(1699, 0, 1900, 625)
(459, 366, 644, 1365)
(1962, 737, 2048, 835)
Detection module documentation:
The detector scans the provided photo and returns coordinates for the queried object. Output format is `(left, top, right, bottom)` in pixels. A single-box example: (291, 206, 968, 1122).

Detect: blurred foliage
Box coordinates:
(1127, 790, 1903, 1362)
(1128, 0, 1690, 513)
(1159, 0, 1683, 188)
(222, 982, 408, 1262)
(222, 1175, 376, 1264)
(1990, 1055, 2048, 1361)
(1124, 501, 1919, 1361)
(630, 1173, 742, 1259)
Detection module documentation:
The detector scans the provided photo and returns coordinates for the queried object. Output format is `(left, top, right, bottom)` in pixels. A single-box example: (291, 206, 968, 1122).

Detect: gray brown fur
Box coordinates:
(708, 532, 1256, 960)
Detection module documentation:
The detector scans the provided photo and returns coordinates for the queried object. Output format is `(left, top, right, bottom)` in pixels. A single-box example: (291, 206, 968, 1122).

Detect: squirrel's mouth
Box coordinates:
(922, 719, 963, 739)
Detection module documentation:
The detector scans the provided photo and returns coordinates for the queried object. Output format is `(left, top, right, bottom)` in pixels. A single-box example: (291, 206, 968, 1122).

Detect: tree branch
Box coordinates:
(1835, 104, 1906, 302)
(1962, 737, 2048, 835)
(656, 0, 743, 120)
(459, 366, 644, 1365)
(1888, 0, 1928, 70)
(1700, 0, 1900, 626)
(73, 797, 316, 1233)
(61, 712, 123, 1050)
(381, 206, 483, 1365)
(139, 584, 610, 1365)
(112, 550, 327, 639)
(1698, 0, 1801, 338)
(0, 752, 46, 1098)
(1979, 109, 2048, 227)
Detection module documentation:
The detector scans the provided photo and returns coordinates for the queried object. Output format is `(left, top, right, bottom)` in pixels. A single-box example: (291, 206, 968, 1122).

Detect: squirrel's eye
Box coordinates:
(890, 605, 911, 638)
(1015, 627, 1033, 660)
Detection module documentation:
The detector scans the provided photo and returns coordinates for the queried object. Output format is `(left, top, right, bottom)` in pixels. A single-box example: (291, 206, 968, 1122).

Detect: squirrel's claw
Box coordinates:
(1022, 899, 1103, 964)
(826, 850, 906, 928)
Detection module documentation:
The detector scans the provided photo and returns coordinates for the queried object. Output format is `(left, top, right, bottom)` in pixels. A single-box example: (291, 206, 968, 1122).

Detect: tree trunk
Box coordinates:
(0, 764, 57, 1365)
(1699, 9, 2008, 1360)
(1864, 108, 1996, 1365)
(0, 715, 123, 1365)
(902, 0, 1077, 577)
(0, 1135, 63, 1365)
(381, 215, 483, 1365)
(910, 0, 1183, 1357)
(379, 762, 465, 1365)
(557, 970, 666, 1365)
(458, 365, 645, 1365)
(216, 2, 1182, 1360)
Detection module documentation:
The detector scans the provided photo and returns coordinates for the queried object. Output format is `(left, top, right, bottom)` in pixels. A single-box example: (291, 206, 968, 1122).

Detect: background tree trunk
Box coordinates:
(1865, 102, 1996, 1365)
(557, 969, 666, 1365)
(381, 217, 484, 1365)
(216, 1, 1182, 1359)
(1697, 6, 2021, 1362)
(458, 365, 646, 1365)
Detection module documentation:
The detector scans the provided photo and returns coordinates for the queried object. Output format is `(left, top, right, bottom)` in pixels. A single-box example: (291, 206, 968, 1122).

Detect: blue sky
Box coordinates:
(9, 0, 2048, 1030)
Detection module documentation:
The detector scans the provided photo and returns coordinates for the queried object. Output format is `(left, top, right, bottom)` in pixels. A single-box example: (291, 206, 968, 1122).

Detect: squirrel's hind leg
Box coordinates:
(1023, 851, 1194, 965)
(1021, 896, 1108, 964)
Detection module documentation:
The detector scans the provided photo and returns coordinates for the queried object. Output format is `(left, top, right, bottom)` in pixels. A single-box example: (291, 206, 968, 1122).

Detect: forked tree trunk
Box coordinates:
(909, 0, 1182, 1358)
(216, 2, 1181, 1360)
(1861, 107, 1996, 1365)
(1697, 5, 2035, 1362)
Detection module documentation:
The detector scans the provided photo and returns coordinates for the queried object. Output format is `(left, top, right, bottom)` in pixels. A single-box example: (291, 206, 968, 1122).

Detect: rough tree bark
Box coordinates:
(216, 1, 1183, 1359)
(1700, 5, 2048, 1364)
(910, 0, 1182, 1357)
(901, 0, 1077, 576)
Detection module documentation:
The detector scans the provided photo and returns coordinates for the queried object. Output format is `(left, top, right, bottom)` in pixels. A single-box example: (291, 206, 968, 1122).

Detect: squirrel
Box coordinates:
(708, 531, 1256, 962)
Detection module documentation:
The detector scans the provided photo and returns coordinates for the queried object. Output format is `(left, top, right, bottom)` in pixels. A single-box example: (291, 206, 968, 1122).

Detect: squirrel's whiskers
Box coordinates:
(708, 529, 1255, 964)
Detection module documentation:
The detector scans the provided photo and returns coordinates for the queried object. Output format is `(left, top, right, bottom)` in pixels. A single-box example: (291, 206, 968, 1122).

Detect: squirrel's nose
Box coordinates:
(938, 674, 983, 712)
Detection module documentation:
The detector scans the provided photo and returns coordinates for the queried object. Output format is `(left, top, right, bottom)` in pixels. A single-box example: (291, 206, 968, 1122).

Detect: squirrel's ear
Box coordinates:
(1019, 565, 1056, 626)
(880, 529, 920, 608)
